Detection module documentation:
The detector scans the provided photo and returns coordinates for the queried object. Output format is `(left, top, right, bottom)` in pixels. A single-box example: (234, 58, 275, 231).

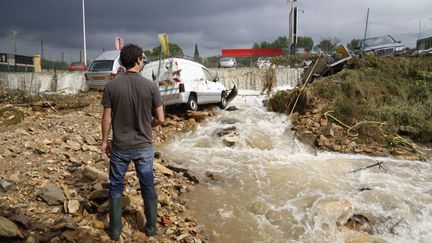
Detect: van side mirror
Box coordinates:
(213, 73, 219, 82)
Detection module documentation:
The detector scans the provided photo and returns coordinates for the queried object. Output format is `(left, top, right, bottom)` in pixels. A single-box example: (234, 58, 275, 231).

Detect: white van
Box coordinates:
(142, 58, 237, 111)
(85, 50, 124, 90)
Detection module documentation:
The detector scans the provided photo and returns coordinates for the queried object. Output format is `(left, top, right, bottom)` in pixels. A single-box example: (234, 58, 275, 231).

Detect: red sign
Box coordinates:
(221, 48, 283, 57)
(115, 36, 123, 50)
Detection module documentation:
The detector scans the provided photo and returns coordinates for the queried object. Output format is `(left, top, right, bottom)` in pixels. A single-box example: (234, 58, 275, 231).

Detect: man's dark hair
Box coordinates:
(120, 44, 143, 69)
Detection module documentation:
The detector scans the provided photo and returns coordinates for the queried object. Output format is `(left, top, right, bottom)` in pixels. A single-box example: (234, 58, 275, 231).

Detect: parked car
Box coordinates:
(218, 57, 237, 68)
(356, 35, 407, 56)
(67, 62, 87, 71)
(256, 57, 272, 68)
(142, 58, 237, 111)
(85, 50, 125, 90)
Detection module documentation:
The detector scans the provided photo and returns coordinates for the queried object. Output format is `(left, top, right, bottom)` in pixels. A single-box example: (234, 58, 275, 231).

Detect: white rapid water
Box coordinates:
(160, 90, 432, 243)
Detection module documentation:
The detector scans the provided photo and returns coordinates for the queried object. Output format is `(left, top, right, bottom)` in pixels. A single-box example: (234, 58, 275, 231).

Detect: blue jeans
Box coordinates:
(109, 146, 157, 200)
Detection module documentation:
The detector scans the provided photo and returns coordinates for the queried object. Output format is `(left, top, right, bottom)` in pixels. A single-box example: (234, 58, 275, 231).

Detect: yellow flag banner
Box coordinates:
(158, 33, 169, 57)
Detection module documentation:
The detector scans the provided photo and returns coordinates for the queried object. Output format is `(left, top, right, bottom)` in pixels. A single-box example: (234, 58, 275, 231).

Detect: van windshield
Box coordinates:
(89, 60, 114, 71)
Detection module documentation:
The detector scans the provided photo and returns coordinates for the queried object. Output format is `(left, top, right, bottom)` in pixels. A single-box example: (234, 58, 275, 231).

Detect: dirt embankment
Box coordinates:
(0, 91, 214, 242)
(268, 56, 432, 161)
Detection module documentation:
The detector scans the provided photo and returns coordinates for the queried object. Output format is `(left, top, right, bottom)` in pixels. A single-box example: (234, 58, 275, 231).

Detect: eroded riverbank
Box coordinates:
(161, 91, 432, 242)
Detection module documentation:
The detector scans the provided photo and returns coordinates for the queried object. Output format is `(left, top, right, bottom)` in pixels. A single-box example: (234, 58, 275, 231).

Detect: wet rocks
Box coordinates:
(37, 184, 67, 206)
(223, 133, 239, 147)
(226, 106, 239, 111)
(154, 161, 175, 176)
(212, 126, 236, 137)
(65, 200, 80, 214)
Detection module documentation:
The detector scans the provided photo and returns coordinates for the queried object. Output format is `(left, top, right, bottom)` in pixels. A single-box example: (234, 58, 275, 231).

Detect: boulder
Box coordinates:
(0, 179, 12, 191)
(211, 126, 237, 137)
(226, 106, 239, 111)
(66, 200, 80, 214)
(38, 184, 67, 206)
(223, 133, 239, 147)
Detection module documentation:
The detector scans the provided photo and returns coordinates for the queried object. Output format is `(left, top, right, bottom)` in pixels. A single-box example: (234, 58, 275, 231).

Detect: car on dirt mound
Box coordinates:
(142, 58, 237, 111)
(356, 35, 407, 57)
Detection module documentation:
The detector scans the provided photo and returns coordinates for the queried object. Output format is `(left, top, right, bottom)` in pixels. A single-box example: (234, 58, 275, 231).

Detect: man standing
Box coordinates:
(101, 44, 164, 240)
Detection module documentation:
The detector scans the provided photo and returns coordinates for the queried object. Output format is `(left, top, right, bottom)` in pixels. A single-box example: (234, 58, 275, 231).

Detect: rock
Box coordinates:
(316, 198, 354, 227)
(89, 189, 109, 204)
(154, 161, 174, 176)
(345, 214, 370, 231)
(0, 179, 13, 191)
(83, 166, 108, 181)
(250, 200, 268, 215)
(187, 111, 209, 121)
(317, 135, 328, 147)
(154, 151, 162, 159)
(223, 133, 239, 146)
(347, 142, 357, 150)
(38, 184, 67, 206)
(158, 195, 172, 207)
(66, 140, 81, 151)
(2, 148, 13, 157)
(211, 126, 237, 137)
(205, 171, 224, 182)
(51, 216, 77, 231)
(66, 200, 80, 214)
(319, 118, 328, 127)
(0, 216, 24, 239)
(62, 230, 80, 241)
(330, 144, 342, 151)
(133, 231, 147, 241)
(220, 118, 242, 124)
(226, 106, 239, 111)
(91, 220, 105, 230)
(8, 215, 31, 230)
(84, 135, 97, 145)
(39, 230, 62, 242)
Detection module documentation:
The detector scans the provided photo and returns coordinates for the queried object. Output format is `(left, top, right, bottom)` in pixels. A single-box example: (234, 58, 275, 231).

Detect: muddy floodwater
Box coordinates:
(161, 91, 432, 243)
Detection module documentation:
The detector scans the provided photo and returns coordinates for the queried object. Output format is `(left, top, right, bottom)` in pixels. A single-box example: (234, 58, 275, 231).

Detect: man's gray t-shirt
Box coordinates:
(101, 72, 162, 150)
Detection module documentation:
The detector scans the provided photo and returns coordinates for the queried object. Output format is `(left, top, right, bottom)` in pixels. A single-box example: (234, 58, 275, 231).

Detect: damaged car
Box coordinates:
(356, 35, 407, 56)
(142, 58, 237, 111)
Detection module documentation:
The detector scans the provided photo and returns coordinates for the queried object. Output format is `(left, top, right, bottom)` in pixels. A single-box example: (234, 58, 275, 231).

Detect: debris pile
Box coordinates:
(0, 91, 207, 242)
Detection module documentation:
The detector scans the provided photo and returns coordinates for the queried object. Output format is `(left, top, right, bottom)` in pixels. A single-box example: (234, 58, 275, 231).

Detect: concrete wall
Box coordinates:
(209, 67, 302, 91)
(0, 71, 88, 95)
(0, 68, 302, 95)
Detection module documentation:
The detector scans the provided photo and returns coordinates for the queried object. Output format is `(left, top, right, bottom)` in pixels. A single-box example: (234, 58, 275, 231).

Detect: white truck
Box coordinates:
(141, 58, 237, 111)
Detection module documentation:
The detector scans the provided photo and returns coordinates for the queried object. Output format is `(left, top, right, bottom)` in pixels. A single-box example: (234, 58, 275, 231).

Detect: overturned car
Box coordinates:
(142, 58, 237, 111)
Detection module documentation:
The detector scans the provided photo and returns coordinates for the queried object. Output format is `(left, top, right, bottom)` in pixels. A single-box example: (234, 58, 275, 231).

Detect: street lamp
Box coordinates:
(12, 31, 18, 55)
(82, 0, 87, 65)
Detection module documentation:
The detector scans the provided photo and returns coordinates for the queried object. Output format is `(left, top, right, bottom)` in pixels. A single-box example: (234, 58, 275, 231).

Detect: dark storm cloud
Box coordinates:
(1, 0, 431, 61)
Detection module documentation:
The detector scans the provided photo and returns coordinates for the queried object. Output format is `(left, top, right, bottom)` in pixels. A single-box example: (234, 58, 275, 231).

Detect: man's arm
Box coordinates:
(101, 107, 112, 157)
(151, 105, 165, 127)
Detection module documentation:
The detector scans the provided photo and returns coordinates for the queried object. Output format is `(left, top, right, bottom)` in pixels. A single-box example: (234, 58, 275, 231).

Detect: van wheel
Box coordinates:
(187, 94, 198, 111)
(219, 92, 227, 109)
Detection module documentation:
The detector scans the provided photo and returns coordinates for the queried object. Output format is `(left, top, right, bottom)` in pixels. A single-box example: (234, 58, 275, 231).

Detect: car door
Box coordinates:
(202, 67, 222, 103)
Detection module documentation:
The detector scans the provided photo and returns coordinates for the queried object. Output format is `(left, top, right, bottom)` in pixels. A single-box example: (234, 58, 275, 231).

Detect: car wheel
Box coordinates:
(218, 92, 227, 109)
(187, 94, 198, 111)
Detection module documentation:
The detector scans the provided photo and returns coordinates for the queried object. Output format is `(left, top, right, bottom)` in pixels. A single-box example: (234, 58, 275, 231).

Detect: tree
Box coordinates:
(151, 43, 184, 57)
(194, 43, 200, 62)
(347, 39, 360, 51)
(297, 36, 314, 51)
(317, 39, 335, 52)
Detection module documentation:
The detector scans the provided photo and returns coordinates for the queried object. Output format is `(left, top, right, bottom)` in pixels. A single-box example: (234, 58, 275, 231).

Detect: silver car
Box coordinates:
(357, 35, 407, 56)
(218, 57, 237, 68)
(85, 50, 123, 90)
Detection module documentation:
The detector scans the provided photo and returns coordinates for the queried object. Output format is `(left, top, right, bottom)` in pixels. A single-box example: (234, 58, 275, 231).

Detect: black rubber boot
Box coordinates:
(109, 197, 123, 240)
(143, 198, 158, 236)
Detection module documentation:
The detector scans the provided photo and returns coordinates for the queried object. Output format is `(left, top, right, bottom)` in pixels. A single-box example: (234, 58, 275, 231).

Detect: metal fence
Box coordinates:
(0, 53, 35, 72)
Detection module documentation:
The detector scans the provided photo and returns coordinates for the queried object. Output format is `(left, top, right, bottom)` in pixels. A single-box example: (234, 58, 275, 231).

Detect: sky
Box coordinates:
(1, 0, 432, 63)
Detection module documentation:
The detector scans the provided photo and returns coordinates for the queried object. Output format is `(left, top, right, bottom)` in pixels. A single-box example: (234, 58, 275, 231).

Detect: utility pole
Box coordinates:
(12, 31, 18, 55)
(40, 39, 44, 60)
(82, 0, 87, 66)
(79, 50, 82, 63)
(61, 52, 64, 63)
(362, 8, 370, 48)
